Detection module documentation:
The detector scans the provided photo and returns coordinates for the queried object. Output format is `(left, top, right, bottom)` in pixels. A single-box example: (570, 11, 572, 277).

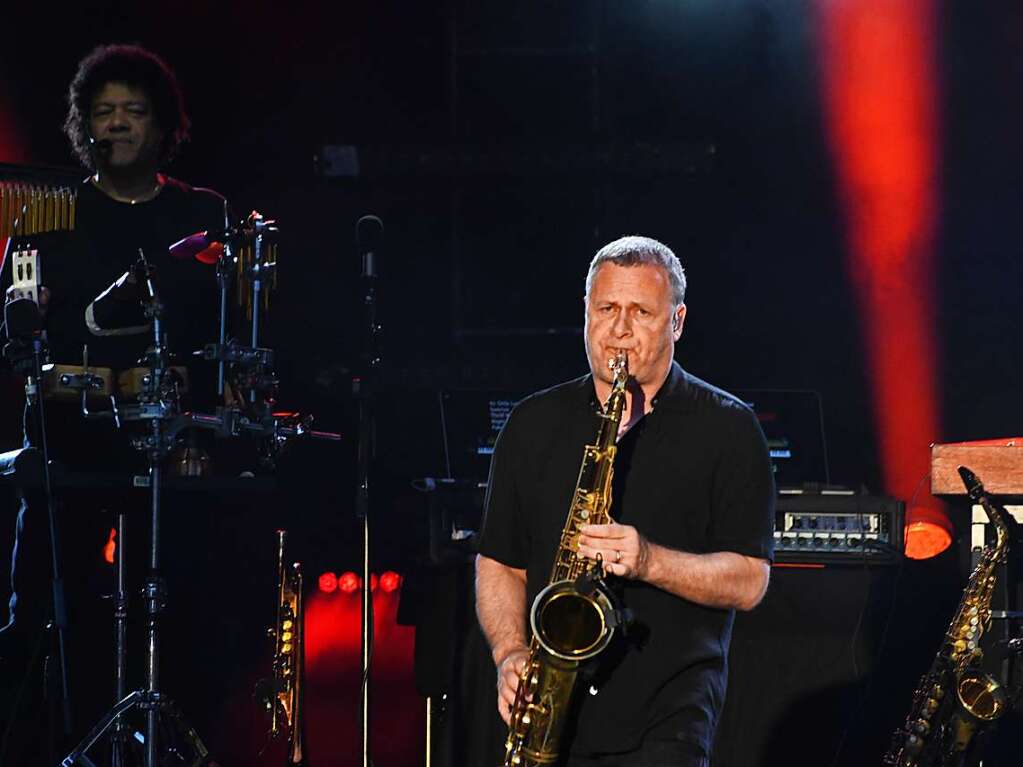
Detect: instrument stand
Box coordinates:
(354, 215, 383, 767)
(109, 507, 130, 767)
(61, 254, 209, 767)
(215, 200, 232, 399)
(2, 290, 74, 746)
(59, 227, 337, 767)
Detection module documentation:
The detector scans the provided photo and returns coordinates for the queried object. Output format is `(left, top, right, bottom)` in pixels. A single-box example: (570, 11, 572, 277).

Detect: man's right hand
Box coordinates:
(495, 645, 531, 725)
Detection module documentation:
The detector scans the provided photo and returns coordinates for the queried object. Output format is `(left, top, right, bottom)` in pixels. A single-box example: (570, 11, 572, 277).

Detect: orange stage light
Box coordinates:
(103, 527, 116, 565)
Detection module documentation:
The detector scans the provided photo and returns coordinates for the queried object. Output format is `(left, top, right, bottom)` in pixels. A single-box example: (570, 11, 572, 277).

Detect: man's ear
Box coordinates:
(673, 305, 686, 340)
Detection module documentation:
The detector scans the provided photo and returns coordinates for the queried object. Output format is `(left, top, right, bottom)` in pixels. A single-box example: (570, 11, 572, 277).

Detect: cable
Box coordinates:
(828, 472, 922, 767)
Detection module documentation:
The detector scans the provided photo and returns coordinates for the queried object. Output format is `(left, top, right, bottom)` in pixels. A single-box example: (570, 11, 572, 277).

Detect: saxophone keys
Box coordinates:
(905, 733, 923, 754)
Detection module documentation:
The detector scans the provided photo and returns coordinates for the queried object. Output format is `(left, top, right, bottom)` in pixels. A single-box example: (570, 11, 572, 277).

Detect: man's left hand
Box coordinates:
(577, 523, 651, 580)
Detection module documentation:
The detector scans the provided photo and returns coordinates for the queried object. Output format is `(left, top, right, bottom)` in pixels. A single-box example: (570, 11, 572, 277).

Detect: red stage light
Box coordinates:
(318, 572, 338, 594)
(380, 571, 401, 593)
(338, 571, 360, 594)
(0, 82, 29, 164)
(369, 573, 378, 592)
(819, 0, 952, 558)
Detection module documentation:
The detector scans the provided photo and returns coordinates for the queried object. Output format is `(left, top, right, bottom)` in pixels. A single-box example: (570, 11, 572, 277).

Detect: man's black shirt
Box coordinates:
(27, 177, 225, 369)
(478, 361, 776, 757)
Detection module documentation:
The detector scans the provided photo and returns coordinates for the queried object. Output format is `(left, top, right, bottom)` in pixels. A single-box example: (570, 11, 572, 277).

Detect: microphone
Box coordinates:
(989, 637, 1023, 660)
(87, 134, 113, 154)
(357, 215, 383, 279)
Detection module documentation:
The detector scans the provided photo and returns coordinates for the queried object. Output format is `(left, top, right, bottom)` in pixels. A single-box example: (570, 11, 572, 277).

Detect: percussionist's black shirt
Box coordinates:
(477, 361, 776, 757)
(11, 177, 226, 370)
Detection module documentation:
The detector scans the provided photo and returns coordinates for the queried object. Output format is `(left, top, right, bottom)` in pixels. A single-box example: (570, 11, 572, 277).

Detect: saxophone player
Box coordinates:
(476, 236, 776, 766)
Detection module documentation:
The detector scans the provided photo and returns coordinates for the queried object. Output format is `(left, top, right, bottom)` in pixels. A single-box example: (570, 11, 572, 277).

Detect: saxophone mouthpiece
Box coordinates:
(957, 465, 984, 501)
(608, 351, 628, 378)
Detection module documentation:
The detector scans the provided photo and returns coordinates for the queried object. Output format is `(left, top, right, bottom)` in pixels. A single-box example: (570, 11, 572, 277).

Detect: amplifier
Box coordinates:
(773, 490, 904, 565)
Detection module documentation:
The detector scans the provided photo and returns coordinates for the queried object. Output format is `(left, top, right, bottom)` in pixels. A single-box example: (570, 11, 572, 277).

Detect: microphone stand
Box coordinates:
(30, 333, 74, 753)
(354, 216, 382, 767)
(1, 232, 74, 749)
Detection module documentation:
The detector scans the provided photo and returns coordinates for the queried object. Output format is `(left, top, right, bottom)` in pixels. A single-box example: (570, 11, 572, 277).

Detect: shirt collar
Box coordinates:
(577, 359, 692, 414)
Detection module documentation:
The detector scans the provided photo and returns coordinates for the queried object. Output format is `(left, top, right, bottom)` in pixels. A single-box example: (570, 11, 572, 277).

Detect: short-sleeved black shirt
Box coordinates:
(477, 360, 776, 757)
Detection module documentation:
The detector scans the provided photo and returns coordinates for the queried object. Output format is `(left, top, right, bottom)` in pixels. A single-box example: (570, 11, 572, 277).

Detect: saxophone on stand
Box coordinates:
(883, 466, 1011, 766)
(259, 529, 305, 765)
(503, 353, 631, 767)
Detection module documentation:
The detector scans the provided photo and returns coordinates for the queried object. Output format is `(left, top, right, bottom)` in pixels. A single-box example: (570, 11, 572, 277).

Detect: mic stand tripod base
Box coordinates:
(60, 690, 210, 767)
(62, 352, 210, 767)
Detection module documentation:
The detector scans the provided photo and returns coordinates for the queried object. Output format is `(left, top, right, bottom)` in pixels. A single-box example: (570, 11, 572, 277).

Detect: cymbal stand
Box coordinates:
(215, 199, 233, 399)
(203, 212, 289, 466)
(62, 252, 209, 767)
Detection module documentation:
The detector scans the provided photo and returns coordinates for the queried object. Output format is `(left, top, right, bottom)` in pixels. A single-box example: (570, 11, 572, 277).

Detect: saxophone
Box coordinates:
(261, 529, 305, 764)
(503, 353, 630, 767)
(883, 466, 1010, 766)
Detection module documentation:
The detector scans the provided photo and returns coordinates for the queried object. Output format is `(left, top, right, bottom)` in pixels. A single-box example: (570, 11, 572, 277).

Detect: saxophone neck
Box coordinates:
(601, 352, 629, 425)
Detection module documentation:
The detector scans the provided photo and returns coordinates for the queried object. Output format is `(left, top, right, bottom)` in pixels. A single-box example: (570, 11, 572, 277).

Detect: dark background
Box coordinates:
(2, 1, 1022, 765)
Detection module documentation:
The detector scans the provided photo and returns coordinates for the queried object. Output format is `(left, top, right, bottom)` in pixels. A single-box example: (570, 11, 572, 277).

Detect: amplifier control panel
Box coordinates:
(773, 491, 904, 564)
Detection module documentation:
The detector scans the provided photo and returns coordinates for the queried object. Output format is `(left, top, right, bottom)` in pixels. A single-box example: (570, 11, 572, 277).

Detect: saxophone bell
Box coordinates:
(958, 672, 1008, 721)
(530, 572, 620, 662)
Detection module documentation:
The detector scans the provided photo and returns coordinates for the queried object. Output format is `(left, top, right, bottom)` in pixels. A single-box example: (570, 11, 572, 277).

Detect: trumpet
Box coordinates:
(261, 529, 304, 764)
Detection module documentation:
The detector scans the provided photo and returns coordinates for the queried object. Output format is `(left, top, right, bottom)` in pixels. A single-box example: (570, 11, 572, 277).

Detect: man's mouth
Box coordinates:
(605, 348, 633, 365)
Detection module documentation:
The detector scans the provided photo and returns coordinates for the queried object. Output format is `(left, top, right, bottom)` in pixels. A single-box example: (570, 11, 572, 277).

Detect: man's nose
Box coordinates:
(611, 311, 632, 336)
(108, 110, 130, 130)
